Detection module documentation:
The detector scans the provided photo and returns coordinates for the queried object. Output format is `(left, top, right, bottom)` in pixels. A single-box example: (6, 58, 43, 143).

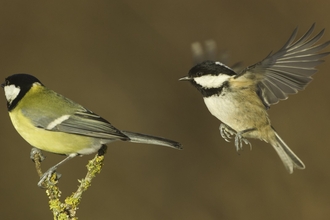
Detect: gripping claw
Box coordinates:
(234, 133, 252, 152)
(30, 148, 45, 162)
(219, 123, 236, 142)
(38, 167, 61, 188)
(219, 125, 254, 152)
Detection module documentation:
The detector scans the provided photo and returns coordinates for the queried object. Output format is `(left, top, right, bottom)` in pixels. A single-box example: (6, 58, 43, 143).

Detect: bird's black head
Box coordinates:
(188, 60, 236, 78)
(2, 74, 42, 88)
(179, 60, 236, 97)
(1, 74, 43, 111)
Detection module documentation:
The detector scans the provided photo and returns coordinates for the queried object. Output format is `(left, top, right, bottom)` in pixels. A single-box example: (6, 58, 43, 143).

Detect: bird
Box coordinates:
(1, 74, 182, 186)
(179, 24, 329, 173)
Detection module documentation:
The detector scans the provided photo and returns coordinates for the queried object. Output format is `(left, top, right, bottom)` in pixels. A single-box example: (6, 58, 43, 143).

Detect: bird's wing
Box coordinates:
(51, 110, 129, 140)
(24, 106, 128, 140)
(238, 23, 330, 108)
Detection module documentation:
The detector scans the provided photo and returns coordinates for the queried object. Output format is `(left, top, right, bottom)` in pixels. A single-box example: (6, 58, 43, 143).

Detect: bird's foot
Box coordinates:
(234, 133, 252, 152)
(219, 123, 236, 142)
(30, 148, 45, 162)
(37, 167, 61, 188)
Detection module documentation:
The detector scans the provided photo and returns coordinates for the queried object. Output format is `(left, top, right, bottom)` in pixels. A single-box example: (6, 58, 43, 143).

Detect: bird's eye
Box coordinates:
(196, 72, 203, 77)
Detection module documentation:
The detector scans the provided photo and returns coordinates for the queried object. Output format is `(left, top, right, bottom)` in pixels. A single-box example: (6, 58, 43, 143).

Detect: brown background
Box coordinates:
(0, 1, 329, 219)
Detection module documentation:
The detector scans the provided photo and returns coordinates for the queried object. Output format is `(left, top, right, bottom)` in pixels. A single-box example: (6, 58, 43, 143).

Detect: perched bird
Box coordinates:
(180, 24, 329, 173)
(1, 74, 182, 186)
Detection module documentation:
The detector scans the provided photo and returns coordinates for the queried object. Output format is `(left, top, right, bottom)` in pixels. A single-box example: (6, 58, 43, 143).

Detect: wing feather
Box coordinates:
(49, 110, 129, 140)
(240, 24, 329, 107)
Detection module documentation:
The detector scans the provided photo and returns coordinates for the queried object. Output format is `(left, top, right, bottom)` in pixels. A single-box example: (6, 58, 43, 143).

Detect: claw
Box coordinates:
(234, 133, 252, 152)
(242, 138, 252, 150)
(30, 148, 45, 162)
(35, 153, 77, 187)
(219, 123, 236, 142)
(220, 125, 254, 152)
(37, 167, 61, 188)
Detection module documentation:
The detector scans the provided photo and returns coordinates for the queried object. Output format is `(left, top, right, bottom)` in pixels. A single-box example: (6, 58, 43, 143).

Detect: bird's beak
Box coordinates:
(1, 82, 5, 88)
(179, 76, 192, 81)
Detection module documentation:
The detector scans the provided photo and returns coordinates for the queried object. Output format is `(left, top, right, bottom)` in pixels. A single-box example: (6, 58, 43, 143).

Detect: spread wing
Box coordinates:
(239, 23, 330, 108)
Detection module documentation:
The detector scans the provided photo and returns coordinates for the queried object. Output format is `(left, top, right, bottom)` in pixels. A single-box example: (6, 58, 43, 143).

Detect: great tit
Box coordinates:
(180, 24, 329, 173)
(1, 74, 182, 186)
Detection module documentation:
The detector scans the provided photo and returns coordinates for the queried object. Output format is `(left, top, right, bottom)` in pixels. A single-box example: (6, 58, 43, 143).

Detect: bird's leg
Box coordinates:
(38, 153, 78, 188)
(30, 147, 46, 178)
(235, 128, 256, 152)
(219, 123, 236, 142)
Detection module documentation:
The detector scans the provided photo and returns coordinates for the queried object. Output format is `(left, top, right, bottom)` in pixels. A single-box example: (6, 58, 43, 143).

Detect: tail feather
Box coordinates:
(121, 131, 183, 150)
(272, 131, 305, 173)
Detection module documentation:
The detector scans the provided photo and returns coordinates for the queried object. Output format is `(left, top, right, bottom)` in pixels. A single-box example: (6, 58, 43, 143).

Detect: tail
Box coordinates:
(121, 131, 183, 150)
(271, 131, 305, 173)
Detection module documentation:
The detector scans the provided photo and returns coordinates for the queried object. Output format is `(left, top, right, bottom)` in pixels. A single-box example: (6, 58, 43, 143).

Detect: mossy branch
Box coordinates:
(32, 146, 107, 219)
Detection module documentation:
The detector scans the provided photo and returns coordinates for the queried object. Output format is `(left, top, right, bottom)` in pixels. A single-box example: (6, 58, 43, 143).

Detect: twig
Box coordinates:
(32, 146, 107, 219)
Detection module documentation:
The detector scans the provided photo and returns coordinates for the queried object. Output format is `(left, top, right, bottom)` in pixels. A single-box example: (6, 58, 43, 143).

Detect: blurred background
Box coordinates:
(0, 1, 329, 219)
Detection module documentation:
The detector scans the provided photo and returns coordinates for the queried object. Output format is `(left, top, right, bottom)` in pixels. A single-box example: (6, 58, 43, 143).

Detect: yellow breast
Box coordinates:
(9, 110, 98, 155)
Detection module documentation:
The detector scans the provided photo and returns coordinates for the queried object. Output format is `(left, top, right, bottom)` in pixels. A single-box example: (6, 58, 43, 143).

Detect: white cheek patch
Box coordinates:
(4, 85, 21, 103)
(194, 74, 230, 88)
(46, 115, 70, 130)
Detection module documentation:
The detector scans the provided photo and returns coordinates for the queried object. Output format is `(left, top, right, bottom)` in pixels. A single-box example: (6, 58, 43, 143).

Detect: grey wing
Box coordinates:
(39, 109, 129, 140)
(240, 23, 330, 107)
